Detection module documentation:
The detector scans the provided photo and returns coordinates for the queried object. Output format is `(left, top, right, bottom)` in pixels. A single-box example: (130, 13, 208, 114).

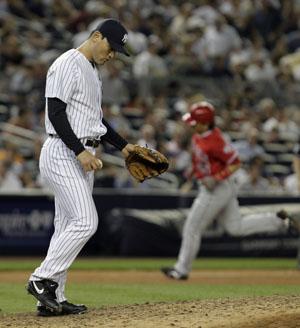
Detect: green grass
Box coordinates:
(0, 257, 299, 314)
(0, 257, 297, 271)
(1, 283, 300, 314)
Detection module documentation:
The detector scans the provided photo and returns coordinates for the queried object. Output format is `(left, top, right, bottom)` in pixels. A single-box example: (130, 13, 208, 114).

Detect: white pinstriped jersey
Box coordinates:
(45, 49, 107, 139)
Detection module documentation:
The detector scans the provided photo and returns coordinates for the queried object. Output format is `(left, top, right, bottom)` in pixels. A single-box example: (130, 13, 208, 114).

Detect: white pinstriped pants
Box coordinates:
(175, 178, 287, 275)
(30, 137, 98, 302)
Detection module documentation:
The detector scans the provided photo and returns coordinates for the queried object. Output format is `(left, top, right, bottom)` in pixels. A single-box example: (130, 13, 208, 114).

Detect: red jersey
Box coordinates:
(191, 127, 240, 180)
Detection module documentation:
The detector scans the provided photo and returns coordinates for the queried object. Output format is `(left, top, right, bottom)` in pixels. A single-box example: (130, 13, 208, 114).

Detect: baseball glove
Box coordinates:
(125, 145, 169, 183)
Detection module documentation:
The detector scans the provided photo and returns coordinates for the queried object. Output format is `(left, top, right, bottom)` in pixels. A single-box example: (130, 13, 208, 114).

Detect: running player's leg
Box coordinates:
(220, 198, 287, 236)
(174, 181, 233, 275)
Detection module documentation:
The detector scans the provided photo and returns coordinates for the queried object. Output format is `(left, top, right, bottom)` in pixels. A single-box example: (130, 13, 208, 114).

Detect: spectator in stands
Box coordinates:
(258, 97, 277, 126)
(277, 106, 299, 142)
(261, 102, 280, 135)
(244, 54, 277, 82)
(164, 125, 190, 180)
(264, 125, 281, 144)
(137, 124, 157, 150)
(0, 160, 22, 190)
(284, 172, 300, 195)
(203, 15, 242, 60)
(101, 105, 132, 153)
(133, 34, 168, 99)
(1, 0, 300, 189)
(126, 16, 148, 55)
(252, 0, 282, 48)
(189, 24, 207, 62)
(233, 128, 265, 163)
(169, 2, 194, 37)
(7, 108, 33, 130)
(192, 0, 220, 25)
(284, 141, 300, 195)
(102, 62, 129, 106)
(238, 156, 272, 194)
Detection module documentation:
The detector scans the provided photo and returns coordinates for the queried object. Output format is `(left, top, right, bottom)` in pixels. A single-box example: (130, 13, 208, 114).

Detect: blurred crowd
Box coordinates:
(1, 0, 300, 194)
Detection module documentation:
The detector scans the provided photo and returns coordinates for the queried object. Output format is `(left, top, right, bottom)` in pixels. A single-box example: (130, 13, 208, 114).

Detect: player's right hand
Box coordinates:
(76, 150, 103, 172)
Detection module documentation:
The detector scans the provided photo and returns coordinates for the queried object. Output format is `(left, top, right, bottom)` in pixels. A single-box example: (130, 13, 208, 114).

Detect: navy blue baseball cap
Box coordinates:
(95, 19, 129, 56)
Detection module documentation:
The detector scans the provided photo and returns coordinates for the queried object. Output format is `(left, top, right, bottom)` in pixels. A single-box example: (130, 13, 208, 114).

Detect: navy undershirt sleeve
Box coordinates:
(47, 97, 85, 156)
(101, 118, 128, 151)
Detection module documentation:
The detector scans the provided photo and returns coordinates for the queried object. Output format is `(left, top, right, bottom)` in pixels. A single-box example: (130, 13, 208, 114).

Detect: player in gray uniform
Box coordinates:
(27, 19, 135, 316)
(161, 102, 299, 280)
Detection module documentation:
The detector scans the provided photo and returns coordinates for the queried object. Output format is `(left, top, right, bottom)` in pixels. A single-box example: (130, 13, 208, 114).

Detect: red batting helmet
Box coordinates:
(182, 101, 215, 126)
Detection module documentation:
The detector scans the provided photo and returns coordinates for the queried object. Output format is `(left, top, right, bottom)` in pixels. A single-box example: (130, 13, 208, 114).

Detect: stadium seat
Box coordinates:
(263, 143, 290, 154)
(276, 153, 294, 165)
(261, 153, 276, 164)
(264, 164, 291, 177)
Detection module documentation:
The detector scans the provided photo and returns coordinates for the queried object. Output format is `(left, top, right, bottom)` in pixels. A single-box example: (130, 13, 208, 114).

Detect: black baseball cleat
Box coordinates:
(277, 209, 290, 220)
(37, 301, 87, 317)
(160, 267, 188, 280)
(277, 210, 300, 235)
(27, 279, 62, 314)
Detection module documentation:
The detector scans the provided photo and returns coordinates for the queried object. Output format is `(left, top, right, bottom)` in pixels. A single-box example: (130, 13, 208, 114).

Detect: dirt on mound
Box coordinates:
(1, 295, 300, 328)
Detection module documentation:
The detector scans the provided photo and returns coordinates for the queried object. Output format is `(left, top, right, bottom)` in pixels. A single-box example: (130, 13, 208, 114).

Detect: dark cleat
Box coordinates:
(27, 279, 62, 314)
(276, 210, 289, 220)
(37, 301, 87, 317)
(277, 210, 300, 235)
(160, 267, 188, 280)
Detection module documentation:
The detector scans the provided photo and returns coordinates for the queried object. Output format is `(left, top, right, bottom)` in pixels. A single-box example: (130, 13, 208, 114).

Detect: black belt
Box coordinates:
(85, 139, 101, 148)
(49, 134, 101, 148)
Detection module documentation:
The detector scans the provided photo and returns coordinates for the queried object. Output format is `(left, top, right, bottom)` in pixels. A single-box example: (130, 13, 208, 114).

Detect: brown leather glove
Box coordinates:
(125, 145, 169, 183)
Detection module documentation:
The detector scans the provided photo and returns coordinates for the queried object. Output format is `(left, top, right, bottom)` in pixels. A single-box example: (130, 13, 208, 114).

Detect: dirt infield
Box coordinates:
(1, 269, 300, 285)
(1, 270, 300, 328)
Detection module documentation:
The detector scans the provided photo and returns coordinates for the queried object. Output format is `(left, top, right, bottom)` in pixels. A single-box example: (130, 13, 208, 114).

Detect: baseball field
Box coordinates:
(0, 257, 300, 328)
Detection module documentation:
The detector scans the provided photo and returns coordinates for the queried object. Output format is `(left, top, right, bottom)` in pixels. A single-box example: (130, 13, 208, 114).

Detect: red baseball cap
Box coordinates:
(182, 101, 215, 126)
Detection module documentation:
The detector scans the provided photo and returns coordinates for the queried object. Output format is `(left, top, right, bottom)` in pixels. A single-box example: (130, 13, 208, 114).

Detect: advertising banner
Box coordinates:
(0, 190, 299, 257)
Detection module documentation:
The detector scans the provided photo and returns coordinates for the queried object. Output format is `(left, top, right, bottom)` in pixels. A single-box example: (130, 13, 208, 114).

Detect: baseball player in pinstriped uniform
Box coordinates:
(161, 101, 295, 280)
(27, 19, 135, 316)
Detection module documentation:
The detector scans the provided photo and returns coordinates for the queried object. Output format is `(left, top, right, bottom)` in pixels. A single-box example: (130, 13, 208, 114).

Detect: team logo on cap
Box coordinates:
(122, 34, 128, 44)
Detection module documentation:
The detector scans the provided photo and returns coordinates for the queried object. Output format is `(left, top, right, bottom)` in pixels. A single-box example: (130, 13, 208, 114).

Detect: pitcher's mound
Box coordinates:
(2, 295, 300, 328)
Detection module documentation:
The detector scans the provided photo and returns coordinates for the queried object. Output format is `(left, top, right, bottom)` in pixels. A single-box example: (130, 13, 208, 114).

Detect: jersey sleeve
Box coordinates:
(212, 135, 240, 165)
(45, 59, 77, 103)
